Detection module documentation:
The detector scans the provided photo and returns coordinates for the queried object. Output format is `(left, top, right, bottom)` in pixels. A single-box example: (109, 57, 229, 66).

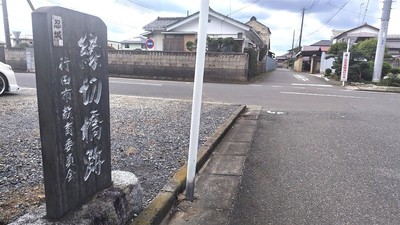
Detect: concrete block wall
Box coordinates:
(5, 48, 27, 71)
(108, 50, 249, 82)
(4, 49, 251, 82)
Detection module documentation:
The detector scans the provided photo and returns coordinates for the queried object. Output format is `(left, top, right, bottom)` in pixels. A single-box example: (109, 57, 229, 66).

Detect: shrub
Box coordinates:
(381, 73, 400, 87)
(390, 67, 400, 74)
(382, 61, 392, 77)
(348, 61, 372, 82)
(325, 68, 332, 76)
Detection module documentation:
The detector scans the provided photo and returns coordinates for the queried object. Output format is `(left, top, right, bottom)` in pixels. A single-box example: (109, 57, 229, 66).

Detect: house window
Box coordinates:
(141, 44, 146, 49)
(238, 33, 243, 39)
(125, 44, 130, 48)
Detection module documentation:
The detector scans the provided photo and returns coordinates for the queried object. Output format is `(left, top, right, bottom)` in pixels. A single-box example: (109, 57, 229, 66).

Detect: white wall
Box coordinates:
(320, 52, 334, 74)
(171, 15, 245, 37)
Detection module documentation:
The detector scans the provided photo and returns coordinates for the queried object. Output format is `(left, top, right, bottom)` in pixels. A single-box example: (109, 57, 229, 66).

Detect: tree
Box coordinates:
(327, 42, 347, 77)
(354, 38, 377, 61)
(186, 37, 242, 53)
(207, 37, 241, 52)
(328, 39, 393, 82)
(328, 41, 347, 55)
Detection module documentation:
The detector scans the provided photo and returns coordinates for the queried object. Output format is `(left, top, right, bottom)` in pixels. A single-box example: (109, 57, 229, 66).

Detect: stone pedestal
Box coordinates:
(10, 171, 142, 225)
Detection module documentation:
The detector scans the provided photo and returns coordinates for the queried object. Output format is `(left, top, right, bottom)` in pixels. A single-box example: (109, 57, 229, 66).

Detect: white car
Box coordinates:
(0, 61, 19, 95)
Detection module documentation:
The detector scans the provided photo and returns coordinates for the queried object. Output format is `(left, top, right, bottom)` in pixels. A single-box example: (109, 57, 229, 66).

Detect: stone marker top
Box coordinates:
(33, 6, 106, 27)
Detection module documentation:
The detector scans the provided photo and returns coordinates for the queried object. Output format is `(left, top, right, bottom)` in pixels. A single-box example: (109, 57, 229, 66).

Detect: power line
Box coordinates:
(305, 0, 350, 36)
(327, 2, 379, 19)
(124, 0, 156, 12)
(226, 0, 261, 16)
(307, 0, 320, 14)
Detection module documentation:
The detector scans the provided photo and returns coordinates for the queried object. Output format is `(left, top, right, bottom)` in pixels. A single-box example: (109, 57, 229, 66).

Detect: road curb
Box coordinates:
(130, 105, 246, 225)
(356, 86, 400, 93)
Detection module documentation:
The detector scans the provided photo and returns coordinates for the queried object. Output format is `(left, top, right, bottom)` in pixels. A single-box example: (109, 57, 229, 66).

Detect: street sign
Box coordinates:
(145, 38, 154, 49)
(341, 51, 350, 82)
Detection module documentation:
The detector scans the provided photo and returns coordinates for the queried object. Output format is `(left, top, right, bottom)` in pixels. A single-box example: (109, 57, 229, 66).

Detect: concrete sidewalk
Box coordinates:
(164, 106, 262, 225)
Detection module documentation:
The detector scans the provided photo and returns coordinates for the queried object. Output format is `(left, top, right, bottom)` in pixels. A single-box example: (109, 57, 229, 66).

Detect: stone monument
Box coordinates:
(32, 6, 111, 219)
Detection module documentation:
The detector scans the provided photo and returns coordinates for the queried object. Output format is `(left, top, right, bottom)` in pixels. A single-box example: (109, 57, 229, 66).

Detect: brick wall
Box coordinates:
(108, 50, 249, 82)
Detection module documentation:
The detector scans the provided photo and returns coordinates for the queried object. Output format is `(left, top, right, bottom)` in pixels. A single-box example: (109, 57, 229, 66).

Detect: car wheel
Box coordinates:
(0, 74, 7, 95)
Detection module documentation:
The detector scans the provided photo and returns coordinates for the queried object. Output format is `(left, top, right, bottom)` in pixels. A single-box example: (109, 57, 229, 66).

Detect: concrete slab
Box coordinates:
(241, 105, 262, 120)
(168, 205, 230, 225)
(224, 121, 257, 142)
(214, 142, 251, 155)
(194, 174, 240, 209)
(202, 155, 246, 176)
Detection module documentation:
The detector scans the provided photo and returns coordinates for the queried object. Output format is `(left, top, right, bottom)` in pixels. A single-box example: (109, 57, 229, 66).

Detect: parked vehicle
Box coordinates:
(0, 62, 19, 95)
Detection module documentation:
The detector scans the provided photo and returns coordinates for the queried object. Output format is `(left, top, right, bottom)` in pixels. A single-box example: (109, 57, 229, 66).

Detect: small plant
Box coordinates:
(390, 67, 400, 75)
(382, 61, 392, 78)
(325, 68, 332, 76)
(381, 73, 400, 87)
(186, 41, 196, 52)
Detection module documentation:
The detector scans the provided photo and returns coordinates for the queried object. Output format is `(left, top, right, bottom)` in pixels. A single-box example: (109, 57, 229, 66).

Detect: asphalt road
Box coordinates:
(15, 69, 400, 224)
(229, 70, 400, 224)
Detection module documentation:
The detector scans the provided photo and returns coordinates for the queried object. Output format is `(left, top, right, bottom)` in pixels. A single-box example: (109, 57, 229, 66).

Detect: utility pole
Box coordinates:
(291, 29, 295, 58)
(27, 0, 35, 11)
(2, 0, 11, 48)
(372, 0, 392, 82)
(298, 8, 305, 52)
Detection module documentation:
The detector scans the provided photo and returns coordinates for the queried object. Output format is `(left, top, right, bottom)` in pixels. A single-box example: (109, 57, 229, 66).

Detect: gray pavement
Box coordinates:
(164, 69, 400, 225)
(230, 108, 400, 224)
(165, 106, 261, 225)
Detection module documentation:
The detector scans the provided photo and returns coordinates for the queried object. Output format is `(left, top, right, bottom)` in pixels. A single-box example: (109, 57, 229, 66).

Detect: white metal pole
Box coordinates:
(185, 0, 209, 202)
(372, 0, 392, 82)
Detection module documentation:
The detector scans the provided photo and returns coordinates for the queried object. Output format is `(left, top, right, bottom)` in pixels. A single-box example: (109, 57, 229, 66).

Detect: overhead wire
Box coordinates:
(124, 0, 156, 12)
(304, 0, 350, 36)
(327, 1, 379, 19)
(226, 0, 261, 16)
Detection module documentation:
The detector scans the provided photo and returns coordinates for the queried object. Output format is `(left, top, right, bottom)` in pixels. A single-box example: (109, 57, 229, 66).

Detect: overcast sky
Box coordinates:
(2, 0, 400, 55)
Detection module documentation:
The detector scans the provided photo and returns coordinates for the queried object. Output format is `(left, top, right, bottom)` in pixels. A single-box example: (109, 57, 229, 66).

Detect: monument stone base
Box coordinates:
(10, 171, 142, 225)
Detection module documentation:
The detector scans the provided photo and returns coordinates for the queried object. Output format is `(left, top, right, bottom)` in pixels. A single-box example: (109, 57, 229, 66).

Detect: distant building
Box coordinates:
(120, 36, 147, 50)
(108, 40, 122, 50)
(332, 23, 379, 44)
(386, 34, 400, 59)
(11, 33, 33, 48)
(142, 8, 264, 52)
(294, 40, 332, 74)
(245, 16, 271, 51)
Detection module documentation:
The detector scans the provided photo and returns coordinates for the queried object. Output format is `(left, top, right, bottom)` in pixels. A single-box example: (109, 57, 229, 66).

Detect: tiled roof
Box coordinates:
(333, 23, 379, 39)
(311, 40, 331, 46)
(143, 17, 185, 31)
(302, 46, 330, 52)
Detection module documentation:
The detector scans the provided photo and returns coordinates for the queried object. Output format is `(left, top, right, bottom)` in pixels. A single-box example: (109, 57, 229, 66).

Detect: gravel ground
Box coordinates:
(0, 88, 241, 224)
